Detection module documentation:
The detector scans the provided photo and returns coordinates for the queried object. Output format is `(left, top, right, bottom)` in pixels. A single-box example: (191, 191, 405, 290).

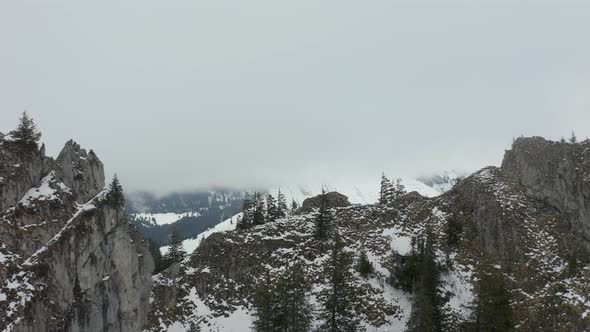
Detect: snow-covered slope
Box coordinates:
(149, 202, 476, 332)
(148, 137, 590, 332)
(134, 212, 201, 227)
(160, 213, 243, 255)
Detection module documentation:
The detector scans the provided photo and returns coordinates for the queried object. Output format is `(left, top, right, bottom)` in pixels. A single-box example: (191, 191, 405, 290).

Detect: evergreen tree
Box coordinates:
(570, 131, 578, 143)
(568, 250, 579, 277)
(282, 263, 313, 332)
(315, 189, 330, 240)
(164, 225, 186, 265)
(406, 226, 445, 332)
(384, 241, 420, 293)
(357, 249, 374, 278)
(380, 174, 406, 206)
(272, 262, 313, 332)
(560, 137, 567, 143)
(291, 199, 299, 211)
(393, 178, 407, 199)
(379, 173, 393, 206)
(276, 188, 288, 219)
(471, 265, 514, 332)
(105, 174, 125, 208)
(147, 239, 164, 274)
(7, 111, 42, 153)
(445, 213, 464, 247)
(238, 193, 254, 229)
(253, 192, 266, 225)
(266, 193, 278, 222)
(252, 264, 313, 332)
(253, 271, 274, 332)
(318, 235, 359, 332)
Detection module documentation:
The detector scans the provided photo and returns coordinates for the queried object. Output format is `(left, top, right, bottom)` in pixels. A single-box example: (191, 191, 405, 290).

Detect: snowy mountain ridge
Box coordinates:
(268, 177, 441, 206)
(147, 137, 590, 332)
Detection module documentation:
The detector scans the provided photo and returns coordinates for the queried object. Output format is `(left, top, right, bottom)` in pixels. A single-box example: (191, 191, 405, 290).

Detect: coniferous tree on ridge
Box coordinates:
(357, 249, 374, 278)
(315, 188, 330, 240)
(384, 238, 420, 293)
(253, 263, 312, 332)
(252, 263, 313, 332)
(446, 213, 464, 248)
(279, 262, 313, 331)
(317, 234, 359, 332)
(238, 192, 253, 229)
(291, 199, 299, 212)
(379, 173, 393, 206)
(252, 271, 274, 332)
(393, 178, 407, 199)
(276, 188, 288, 219)
(253, 192, 266, 225)
(406, 226, 445, 332)
(164, 225, 186, 265)
(570, 131, 578, 144)
(471, 263, 514, 332)
(147, 239, 164, 274)
(266, 193, 278, 223)
(106, 174, 125, 208)
(7, 111, 42, 153)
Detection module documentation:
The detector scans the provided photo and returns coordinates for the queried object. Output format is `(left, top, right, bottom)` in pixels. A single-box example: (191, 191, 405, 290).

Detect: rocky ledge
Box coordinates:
(0, 139, 153, 332)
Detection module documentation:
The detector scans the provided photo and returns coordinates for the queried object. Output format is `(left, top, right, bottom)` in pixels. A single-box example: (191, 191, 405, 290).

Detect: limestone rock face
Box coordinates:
(0, 143, 53, 211)
(0, 140, 152, 332)
(57, 139, 105, 203)
(501, 137, 590, 254)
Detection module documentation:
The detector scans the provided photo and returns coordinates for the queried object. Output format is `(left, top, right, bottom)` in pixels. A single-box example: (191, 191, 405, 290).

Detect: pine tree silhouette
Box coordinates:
(8, 111, 42, 153)
(317, 234, 359, 331)
(315, 188, 330, 240)
(164, 225, 186, 265)
(106, 174, 125, 208)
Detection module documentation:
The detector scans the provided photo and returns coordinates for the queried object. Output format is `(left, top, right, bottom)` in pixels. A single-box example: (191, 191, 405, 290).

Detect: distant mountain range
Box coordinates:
(131, 173, 464, 248)
(126, 190, 243, 245)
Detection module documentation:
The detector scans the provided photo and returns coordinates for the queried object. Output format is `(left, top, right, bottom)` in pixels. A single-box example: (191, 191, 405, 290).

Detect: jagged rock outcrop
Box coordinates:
(300, 191, 351, 211)
(0, 139, 153, 332)
(501, 137, 590, 255)
(148, 136, 590, 332)
(57, 140, 105, 204)
(0, 142, 53, 211)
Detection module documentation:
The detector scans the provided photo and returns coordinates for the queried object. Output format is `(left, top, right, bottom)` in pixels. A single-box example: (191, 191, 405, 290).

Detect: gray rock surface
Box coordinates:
(501, 137, 590, 255)
(0, 140, 152, 332)
(57, 139, 105, 203)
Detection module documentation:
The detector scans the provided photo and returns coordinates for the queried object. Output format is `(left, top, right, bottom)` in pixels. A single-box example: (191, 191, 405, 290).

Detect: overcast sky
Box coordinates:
(1, 0, 590, 193)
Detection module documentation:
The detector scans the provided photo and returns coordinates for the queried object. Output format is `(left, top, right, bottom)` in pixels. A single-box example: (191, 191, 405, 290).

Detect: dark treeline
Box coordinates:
(237, 189, 289, 229)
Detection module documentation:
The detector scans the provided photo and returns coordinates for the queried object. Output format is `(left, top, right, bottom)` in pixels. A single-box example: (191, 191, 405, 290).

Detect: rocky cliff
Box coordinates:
(0, 139, 153, 332)
(147, 137, 590, 331)
(501, 136, 590, 255)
